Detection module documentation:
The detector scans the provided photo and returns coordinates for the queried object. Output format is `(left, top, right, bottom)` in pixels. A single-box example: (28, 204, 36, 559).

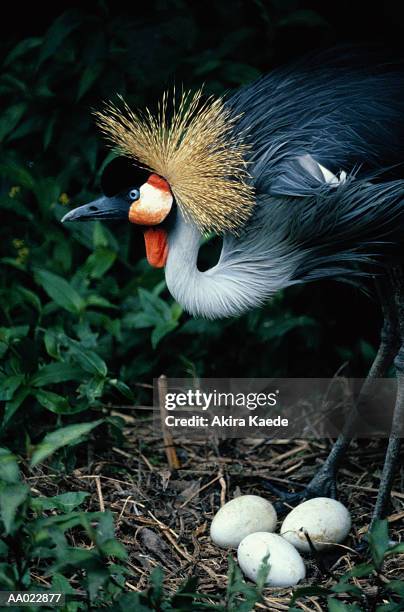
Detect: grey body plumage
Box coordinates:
(166, 50, 404, 319)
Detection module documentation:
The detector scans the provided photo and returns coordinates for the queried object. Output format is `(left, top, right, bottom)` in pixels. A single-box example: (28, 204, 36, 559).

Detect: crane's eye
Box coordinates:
(128, 188, 140, 201)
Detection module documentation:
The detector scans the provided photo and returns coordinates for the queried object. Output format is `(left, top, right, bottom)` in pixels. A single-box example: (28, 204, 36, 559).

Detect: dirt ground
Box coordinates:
(27, 405, 404, 611)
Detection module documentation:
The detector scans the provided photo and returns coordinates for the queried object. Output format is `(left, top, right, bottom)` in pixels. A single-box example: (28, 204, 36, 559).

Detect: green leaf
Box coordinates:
(0, 562, 17, 589)
(385, 542, 404, 555)
(386, 580, 404, 596)
(368, 519, 390, 568)
(0, 162, 34, 189)
(30, 420, 103, 467)
(331, 582, 363, 596)
(339, 563, 374, 581)
(68, 341, 108, 377)
(194, 58, 221, 76)
(0, 195, 33, 220)
(86, 295, 117, 309)
(0, 447, 20, 483)
(255, 553, 270, 592)
(37, 11, 81, 66)
(0, 103, 27, 141)
(34, 269, 86, 314)
(51, 573, 77, 595)
(222, 62, 261, 85)
(77, 64, 103, 100)
(170, 576, 199, 609)
(87, 563, 110, 602)
(375, 604, 404, 612)
(44, 329, 61, 359)
(33, 177, 60, 210)
(17, 287, 42, 311)
(171, 302, 183, 322)
(290, 586, 330, 604)
(0, 74, 27, 95)
(43, 114, 57, 150)
(149, 566, 164, 607)
(3, 387, 30, 427)
(138, 288, 171, 322)
(98, 538, 127, 559)
(30, 362, 84, 386)
(151, 320, 178, 348)
(53, 240, 73, 273)
(47, 543, 94, 567)
(0, 482, 29, 534)
(82, 247, 117, 279)
(30, 491, 89, 513)
(95, 512, 127, 560)
(93, 222, 109, 248)
(8, 116, 44, 142)
(108, 379, 134, 400)
(78, 376, 105, 402)
(0, 374, 25, 401)
(33, 510, 103, 532)
(94, 510, 114, 542)
(225, 555, 263, 611)
(327, 599, 362, 612)
(3, 37, 42, 65)
(33, 389, 75, 414)
(0, 325, 29, 344)
(0, 540, 8, 558)
(123, 312, 156, 329)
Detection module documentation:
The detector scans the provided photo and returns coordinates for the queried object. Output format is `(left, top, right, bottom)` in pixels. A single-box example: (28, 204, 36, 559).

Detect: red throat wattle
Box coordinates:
(143, 227, 168, 268)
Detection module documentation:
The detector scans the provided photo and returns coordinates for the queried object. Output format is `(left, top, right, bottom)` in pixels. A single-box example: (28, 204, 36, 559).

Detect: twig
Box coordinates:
(147, 511, 192, 562)
(95, 476, 105, 512)
(158, 375, 181, 470)
(344, 483, 404, 500)
(179, 475, 221, 508)
(117, 495, 133, 523)
(219, 469, 226, 506)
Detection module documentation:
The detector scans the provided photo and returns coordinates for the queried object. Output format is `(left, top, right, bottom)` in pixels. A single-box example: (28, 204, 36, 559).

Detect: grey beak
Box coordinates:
(61, 196, 129, 222)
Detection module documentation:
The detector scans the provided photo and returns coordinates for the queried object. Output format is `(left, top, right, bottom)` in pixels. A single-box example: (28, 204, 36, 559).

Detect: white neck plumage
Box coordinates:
(165, 211, 294, 319)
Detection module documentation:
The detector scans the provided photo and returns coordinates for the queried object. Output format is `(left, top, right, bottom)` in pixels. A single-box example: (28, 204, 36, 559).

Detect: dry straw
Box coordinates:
(94, 89, 255, 234)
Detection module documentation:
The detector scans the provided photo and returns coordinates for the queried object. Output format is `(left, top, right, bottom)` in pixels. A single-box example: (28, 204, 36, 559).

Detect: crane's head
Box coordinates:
(62, 156, 174, 267)
(61, 89, 255, 268)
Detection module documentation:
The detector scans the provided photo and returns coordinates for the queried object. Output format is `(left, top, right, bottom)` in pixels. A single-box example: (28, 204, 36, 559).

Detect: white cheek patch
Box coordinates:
(129, 181, 173, 225)
(140, 182, 173, 212)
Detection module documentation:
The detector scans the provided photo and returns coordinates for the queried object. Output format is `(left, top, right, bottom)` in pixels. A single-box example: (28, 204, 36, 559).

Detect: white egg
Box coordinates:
(237, 532, 306, 587)
(280, 497, 351, 552)
(210, 495, 277, 548)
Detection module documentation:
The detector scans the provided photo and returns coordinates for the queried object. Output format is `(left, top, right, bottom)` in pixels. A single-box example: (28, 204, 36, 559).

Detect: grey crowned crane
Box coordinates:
(62, 49, 404, 527)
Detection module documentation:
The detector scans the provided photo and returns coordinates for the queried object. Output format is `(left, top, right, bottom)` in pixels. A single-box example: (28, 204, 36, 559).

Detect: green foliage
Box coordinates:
(0, 446, 128, 610)
(290, 520, 404, 611)
(97, 555, 269, 611)
(30, 420, 104, 466)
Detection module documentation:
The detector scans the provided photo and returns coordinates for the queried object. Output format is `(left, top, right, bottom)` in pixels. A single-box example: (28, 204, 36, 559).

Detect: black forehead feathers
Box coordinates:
(101, 157, 150, 196)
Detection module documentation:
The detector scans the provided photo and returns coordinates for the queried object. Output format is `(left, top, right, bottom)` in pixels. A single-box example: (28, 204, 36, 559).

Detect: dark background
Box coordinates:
(2, 0, 404, 436)
(4, 1, 404, 54)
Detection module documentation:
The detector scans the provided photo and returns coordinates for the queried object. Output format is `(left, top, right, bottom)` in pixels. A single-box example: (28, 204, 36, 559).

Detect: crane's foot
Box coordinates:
(264, 464, 338, 515)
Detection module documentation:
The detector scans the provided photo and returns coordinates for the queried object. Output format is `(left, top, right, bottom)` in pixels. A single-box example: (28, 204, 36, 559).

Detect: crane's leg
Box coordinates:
(304, 276, 399, 500)
(269, 275, 399, 510)
(369, 268, 404, 527)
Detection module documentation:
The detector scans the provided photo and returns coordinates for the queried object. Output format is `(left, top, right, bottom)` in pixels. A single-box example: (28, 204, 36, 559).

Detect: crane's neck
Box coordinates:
(165, 215, 218, 318)
(164, 212, 292, 319)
